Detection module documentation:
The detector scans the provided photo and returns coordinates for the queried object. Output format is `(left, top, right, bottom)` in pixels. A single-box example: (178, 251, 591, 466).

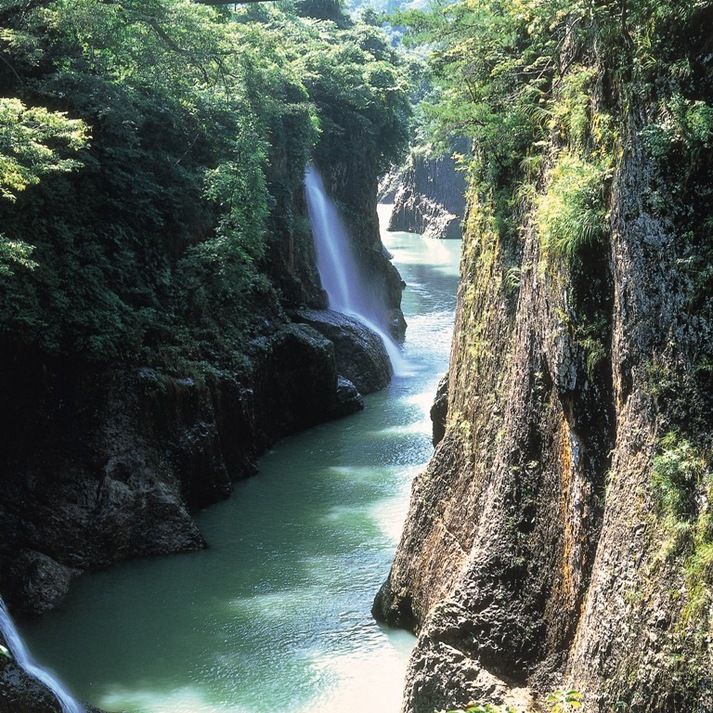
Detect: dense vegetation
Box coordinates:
(0, 0, 409, 372)
(393, 0, 713, 440)
(394, 0, 712, 245)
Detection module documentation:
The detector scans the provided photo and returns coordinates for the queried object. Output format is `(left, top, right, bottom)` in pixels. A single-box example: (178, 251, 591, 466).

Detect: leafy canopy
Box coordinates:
(0, 0, 409, 369)
(0, 97, 88, 275)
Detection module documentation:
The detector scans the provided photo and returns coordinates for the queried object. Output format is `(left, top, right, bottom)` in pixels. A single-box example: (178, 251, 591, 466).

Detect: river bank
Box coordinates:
(18, 211, 461, 713)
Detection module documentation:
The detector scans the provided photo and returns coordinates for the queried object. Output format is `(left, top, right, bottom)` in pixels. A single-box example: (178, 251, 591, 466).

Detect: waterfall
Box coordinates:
(305, 165, 409, 375)
(0, 598, 84, 713)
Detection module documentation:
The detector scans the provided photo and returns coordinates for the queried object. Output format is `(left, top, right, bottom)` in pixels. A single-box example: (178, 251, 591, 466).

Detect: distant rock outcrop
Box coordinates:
(388, 144, 467, 240)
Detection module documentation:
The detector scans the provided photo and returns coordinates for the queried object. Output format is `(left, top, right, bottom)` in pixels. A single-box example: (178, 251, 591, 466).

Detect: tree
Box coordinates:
(0, 97, 87, 275)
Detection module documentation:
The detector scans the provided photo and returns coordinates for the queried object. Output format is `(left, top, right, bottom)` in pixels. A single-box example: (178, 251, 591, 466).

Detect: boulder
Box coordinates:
(0, 657, 67, 713)
(3, 550, 75, 616)
(0, 619, 108, 713)
(0, 658, 107, 713)
(335, 376, 364, 417)
(296, 309, 393, 394)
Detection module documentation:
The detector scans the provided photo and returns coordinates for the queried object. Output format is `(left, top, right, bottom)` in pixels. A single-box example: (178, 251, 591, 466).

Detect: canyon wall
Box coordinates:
(388, 144, 467, 241)
(375, 5, 713, 711)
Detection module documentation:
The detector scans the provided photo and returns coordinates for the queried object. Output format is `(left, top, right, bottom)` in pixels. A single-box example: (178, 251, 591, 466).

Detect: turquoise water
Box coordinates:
(20, 209, 462, 713)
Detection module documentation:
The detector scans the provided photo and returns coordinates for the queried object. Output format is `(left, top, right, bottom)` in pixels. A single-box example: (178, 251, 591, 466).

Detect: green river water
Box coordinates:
(20, 208, 462, 713)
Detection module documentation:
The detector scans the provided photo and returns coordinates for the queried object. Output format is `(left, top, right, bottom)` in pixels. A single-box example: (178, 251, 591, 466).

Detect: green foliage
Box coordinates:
(652, 431, 713, 626)
(641, 95, 713, 165)
(503, 264, 523, 293)
(535, 151, 609, 261)
(388, 0, 621, 254)
(546, 689, 583, 713)
(0, 97, 87, 201)
(547, 65, 598, 150)
(436, 691, 589, 713)
(438, 702, 518, 713)
(652, 431, 706, 519)
(0, 96, 88, 275)
(577, 330, 607, 380)
(0, 0, 409, 368)
(290, 18, 411, 174)
(0, 236, 37, 277)
(393, 0, 575, 173)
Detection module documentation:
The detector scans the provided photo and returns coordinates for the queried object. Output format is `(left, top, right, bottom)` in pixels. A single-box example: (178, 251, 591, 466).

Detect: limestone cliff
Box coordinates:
(375, 5, 713, 712)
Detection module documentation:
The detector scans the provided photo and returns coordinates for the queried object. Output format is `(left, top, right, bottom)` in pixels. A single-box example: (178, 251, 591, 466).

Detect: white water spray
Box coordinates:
(305, 165, 410, 375)
(0, 598, 84, 713)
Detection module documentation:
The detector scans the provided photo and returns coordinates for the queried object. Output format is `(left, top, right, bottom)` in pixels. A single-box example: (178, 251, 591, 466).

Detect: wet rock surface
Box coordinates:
(0, 630, 107, 713)
(0, 657, 68, 713)
(296, 309, 393, 394)
(430, 373, 449, 447)
(0, 660, 106, 713)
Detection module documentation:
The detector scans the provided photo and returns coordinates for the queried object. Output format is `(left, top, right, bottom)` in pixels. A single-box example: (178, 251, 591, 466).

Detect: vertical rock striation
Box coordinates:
(375, 6, 713, 711)
(388, 143, 468, 241)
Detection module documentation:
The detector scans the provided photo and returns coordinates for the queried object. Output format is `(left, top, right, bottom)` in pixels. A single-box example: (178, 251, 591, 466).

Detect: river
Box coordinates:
(20, 206, 462, 713)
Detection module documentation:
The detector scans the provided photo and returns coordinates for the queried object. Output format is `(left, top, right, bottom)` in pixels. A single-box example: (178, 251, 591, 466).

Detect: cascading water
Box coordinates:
(0, 597, 84, 713)
(305, 165, 410, 375)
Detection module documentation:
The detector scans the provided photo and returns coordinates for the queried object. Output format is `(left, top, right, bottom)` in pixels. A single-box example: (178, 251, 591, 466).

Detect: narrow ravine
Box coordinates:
(19, 208, 461, 713)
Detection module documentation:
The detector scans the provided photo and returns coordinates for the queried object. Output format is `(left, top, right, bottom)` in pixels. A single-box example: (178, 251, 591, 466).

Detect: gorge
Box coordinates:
(18, 209, 462, 713)
(3, 0, 713, 712)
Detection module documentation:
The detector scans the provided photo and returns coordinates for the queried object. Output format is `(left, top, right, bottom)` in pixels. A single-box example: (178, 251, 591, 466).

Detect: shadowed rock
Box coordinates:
(297, 309, 393, 394)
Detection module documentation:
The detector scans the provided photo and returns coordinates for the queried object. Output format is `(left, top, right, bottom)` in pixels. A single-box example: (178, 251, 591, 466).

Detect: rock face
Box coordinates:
(0, 322, 362, 616)
(0, 655, 105, 713)
(429, 374, 449, 447)
(296, 309, 393, 394)
(0, 657, 70, 713)
(375, 11, 713, 713)
(388, 144, 468, 240)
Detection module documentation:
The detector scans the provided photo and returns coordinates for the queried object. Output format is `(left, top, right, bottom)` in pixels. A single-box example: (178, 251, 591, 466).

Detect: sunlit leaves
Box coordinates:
(546, 689, 584, 712)
(535, 151, 609, 260)
(203, 123, 270, 263)
(0, 97, 87, 275)
(0, 97, 88, 201)
(0, 235, 38, 276)
(38, 0, 236, 95)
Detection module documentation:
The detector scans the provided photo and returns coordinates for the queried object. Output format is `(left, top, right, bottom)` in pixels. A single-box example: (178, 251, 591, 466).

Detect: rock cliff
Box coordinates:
(388, 144, 467, 240)
(0, 322, 370, 615)
(375, 6, 713, 712)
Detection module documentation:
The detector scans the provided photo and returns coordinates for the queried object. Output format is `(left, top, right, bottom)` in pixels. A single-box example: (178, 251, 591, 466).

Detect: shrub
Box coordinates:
(536, 151, 609, 262)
